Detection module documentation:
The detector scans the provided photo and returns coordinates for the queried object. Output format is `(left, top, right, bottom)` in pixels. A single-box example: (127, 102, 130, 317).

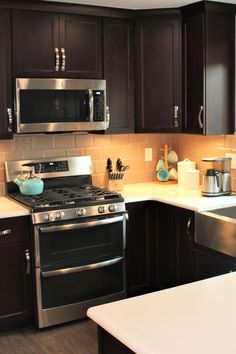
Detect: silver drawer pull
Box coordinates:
(61, 47, 66, 71)
(174, 105, 179, 128)
(7, 108, 13, 132)
(41, 256, 123, 278)
(0, 229, 11, 236)
(55, 47, 60, 72)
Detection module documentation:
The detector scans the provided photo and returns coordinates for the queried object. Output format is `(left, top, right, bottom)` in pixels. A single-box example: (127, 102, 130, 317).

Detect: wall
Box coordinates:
(1, 133, 236, 196)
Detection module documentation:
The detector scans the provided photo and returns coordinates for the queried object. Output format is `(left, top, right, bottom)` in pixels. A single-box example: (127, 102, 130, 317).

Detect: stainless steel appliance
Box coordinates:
(201, 157, 231, 196)
(5, 156, 127, 328)
(15, 78, 109, 134)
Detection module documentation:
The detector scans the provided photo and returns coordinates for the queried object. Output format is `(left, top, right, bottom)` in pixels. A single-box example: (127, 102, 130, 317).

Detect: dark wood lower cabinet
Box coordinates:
(0, 216, 33, 332)
(126, 202, 157, 297)
(98, 326, 134, 354)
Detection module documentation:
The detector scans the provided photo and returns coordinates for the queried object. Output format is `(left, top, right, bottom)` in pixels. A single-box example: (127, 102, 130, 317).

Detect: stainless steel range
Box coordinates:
(5, 156, 127, 328)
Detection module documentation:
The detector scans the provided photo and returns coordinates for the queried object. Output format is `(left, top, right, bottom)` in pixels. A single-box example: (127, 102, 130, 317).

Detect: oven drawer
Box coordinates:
(38, 256, 125, 308)
(35, 214, 126, 267)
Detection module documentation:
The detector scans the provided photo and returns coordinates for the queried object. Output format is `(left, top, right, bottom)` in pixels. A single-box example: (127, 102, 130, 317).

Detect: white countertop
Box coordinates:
(1, 182, 236, 218)
(122, 182, 236, 211)
(88, 272, 236, 354)
(0, 197, 29, 218)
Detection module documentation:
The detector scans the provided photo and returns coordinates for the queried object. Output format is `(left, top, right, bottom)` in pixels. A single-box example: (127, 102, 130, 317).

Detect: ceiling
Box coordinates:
(43, 0, 236, 9)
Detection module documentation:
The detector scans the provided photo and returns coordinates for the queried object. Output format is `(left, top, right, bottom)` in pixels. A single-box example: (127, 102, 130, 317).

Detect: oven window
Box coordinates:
(20, 89, 90, 123)
(41, 260, 124, 308)
(38, 217, 125, 267)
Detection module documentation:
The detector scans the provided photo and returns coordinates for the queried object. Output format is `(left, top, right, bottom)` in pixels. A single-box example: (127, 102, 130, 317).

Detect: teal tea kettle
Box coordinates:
(14, 170, 44, 196)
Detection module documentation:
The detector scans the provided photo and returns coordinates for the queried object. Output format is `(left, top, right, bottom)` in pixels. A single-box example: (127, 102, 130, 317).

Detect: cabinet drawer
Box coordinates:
(0, 216, 30, 245)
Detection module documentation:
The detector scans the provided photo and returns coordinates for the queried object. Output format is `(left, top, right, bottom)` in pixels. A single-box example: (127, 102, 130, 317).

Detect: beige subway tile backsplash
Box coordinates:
(1, 132, 236, 196)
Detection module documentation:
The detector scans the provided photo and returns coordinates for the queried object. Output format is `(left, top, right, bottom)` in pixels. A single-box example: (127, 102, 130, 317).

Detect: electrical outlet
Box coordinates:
(225, 153, 236, 169)
(145, 148, 153, 162)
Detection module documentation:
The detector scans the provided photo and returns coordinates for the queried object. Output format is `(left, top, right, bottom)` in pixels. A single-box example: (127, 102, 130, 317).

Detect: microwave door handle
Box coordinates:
(88, 89, 93, 121)
(39, 215, 125, 233)
(41, 256, 123, 277)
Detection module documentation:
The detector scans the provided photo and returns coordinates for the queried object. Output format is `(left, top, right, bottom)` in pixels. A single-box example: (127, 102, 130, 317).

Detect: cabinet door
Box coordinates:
(182, 6, 234, 135)
(13, 10, 59, 77)
(156, 203, 178, 289)
(136, 16, 181, 133)
(0, 9, 13, 139)
(126, 202, 156, 297)
(182, 14, 204, 134)
(103, 18, 134, 133)
(60, 14, 102, 78)
(0, 216, 32, 332)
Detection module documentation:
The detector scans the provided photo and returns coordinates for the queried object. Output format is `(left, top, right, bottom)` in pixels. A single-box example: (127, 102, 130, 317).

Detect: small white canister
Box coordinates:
(184, 169, 200, 189)
(177, 159, 196, 188)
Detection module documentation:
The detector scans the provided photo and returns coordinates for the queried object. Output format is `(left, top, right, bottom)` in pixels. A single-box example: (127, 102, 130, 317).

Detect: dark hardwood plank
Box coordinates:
(0, 319, 98, 354)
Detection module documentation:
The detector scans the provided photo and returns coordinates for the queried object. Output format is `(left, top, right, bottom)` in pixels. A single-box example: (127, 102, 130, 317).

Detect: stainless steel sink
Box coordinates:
(195, 206, 236, 257)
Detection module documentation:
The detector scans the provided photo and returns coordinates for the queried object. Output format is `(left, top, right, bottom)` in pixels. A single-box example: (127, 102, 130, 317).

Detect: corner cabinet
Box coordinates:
(0, 216, 32, 332)
(135, 11, 182, 133)
(182, 2, 235, 134)
(12, 9, 102, 78)
(103, 18, 134, 134)
(156, 203, 196, 289)
(0, 9, 13, 139)
(126, 202, 157, 297)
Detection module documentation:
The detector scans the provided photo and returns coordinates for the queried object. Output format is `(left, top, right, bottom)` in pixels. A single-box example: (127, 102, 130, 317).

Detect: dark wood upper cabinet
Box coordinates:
(182, 2, 235, 135)
(12, 9, 102, 78)
(135, 11, 182, 133)
(103, 18, 134, 133)
(0, 9, 13, 139)
(0, 216, 33, 332)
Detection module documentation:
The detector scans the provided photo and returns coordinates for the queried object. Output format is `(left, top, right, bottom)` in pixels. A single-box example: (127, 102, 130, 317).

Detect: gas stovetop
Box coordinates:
(5, 156, 126, 224)
(9, 184, 123, 211)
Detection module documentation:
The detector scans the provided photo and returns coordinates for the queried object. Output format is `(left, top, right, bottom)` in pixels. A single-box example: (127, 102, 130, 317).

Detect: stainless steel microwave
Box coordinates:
(15, 78, 109, 134)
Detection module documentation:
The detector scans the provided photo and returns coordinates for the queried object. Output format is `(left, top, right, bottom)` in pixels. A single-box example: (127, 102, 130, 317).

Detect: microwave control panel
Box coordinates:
(93, 91, 104, 122)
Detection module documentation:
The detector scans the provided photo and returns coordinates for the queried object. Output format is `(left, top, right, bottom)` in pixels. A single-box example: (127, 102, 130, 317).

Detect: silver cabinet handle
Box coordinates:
(55, 48, 60, 72)
(61, 48, 66, 71)
(186, 217, 192, 236)
(41, 256, 123, 278)
(25, 249, 30, 274)
(198, 106, 204, 129)
(174, 105, 179, 128)
(0, 229, 11, 236)
(7, 108, 13, 133)
(106, 106, 110, 129)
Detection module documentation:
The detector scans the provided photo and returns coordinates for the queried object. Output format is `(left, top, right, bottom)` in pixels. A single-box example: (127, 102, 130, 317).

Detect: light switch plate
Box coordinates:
(225, 153, 236, 169)
(145, 148, 152, 161)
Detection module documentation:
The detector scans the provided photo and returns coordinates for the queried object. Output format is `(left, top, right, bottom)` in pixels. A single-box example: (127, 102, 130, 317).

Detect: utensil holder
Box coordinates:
(105, 172, 124, 191)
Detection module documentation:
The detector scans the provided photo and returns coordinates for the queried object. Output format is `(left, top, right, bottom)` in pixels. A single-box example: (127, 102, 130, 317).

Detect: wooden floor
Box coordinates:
(0, 319, 98, 354)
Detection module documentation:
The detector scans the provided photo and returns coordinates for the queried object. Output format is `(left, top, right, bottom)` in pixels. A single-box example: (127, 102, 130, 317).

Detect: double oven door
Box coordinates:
(33, 213, 127, 328)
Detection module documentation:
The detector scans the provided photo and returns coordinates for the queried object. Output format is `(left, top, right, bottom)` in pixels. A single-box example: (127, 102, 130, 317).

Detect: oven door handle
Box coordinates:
(41, 256, 123, 278)
(39, 215, 125, 233)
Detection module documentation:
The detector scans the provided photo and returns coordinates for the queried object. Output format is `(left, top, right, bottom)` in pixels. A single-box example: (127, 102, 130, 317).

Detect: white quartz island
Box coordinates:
(88, 272, 236, 354)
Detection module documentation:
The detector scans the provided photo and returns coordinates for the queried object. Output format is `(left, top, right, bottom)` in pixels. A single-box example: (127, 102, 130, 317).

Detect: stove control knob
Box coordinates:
(43, 213, 50, 222)
(98, 206, 105, 214)
(55, 211, 64, 220)
(108, 204, 117, 213)
(77, 208, 86, 217)
(49, 213, 55, 221)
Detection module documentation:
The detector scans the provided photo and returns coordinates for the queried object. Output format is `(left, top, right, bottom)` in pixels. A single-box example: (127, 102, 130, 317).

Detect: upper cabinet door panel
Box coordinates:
(135, 17, 181, 133)
(103, 18, 134, 133)
(0, 9, 13, 139)
(60, 15, 102, 78)
(183, 14, 204, 134)
(12, 10, 59, 77)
